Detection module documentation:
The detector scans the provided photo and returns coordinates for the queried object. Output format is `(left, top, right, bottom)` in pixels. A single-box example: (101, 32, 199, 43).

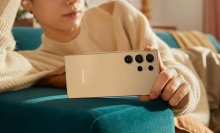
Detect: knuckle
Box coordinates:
(161, 71, 171, 80)
(183, 82, 191, 90)
(176, 94, 183, 101)
(180, 83, 191, 95)
(166, 86, 176, 95)
(169, 99, 177, 106)
(171, 68, 177, 74)
(177, 74, 184, 80)
(162, 87, 176, 101)
(187, 82, 191, 88)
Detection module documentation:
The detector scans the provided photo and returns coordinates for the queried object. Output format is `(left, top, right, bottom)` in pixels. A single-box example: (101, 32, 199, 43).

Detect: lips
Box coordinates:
(64, 11, 81, 18)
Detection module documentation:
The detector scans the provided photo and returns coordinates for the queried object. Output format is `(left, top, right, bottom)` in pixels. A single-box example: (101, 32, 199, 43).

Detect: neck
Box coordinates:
(42, 26, 81, 43)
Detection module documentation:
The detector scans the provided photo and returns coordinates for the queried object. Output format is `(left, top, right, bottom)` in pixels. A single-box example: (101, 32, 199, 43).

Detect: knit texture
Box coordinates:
(0, 0, 202, 117)
(0, 0, 63, 92)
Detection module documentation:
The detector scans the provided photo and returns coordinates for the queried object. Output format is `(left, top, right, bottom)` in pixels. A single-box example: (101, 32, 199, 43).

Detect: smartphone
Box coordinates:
(65, 50, 160, 98)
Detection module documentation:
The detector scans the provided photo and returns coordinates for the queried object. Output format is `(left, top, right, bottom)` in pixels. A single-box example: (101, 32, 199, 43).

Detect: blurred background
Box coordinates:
(14, 0, 220, 42)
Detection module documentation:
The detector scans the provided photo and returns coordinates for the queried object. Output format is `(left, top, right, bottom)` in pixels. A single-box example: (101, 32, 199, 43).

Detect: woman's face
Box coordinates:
(22, 0, 85, 31)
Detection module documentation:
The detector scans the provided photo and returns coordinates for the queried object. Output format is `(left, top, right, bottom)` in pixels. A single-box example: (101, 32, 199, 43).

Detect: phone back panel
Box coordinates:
(65, 50, 160, 98)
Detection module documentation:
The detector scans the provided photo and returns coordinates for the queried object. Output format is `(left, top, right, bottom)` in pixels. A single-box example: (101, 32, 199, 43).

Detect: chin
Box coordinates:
(66, 23, 81, 30)
(60, 25, 78, 31)
(71, 25, 80, 31)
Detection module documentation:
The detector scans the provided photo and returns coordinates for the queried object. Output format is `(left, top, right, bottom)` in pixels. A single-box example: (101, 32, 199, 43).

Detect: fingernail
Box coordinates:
(144, 44, 155, 49)
(150, 93, 156, 99)
(144, 45, 150, 49)
(149, 44, 155, 49)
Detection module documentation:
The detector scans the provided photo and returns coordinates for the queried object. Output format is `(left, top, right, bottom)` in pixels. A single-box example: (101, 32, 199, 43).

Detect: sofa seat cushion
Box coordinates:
(0, 87, 174, 133)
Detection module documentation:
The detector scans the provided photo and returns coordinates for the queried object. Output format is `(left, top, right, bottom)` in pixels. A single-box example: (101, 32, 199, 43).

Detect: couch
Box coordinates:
(0, 27, 219, 133)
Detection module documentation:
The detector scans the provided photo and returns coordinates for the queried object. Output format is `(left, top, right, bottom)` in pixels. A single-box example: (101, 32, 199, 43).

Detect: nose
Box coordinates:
(66, 0, 77, 5)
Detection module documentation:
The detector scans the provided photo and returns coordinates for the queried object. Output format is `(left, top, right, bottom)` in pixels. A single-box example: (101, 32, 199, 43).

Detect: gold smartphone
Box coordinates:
(65, 50, 160, 98)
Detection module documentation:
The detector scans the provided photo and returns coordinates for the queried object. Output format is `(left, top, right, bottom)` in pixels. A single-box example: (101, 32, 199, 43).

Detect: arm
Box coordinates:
(0, 0, 23, 92)
(0, 0, 21, 51)
(0, 0, 54, 92)
(112, 0, 200, 116)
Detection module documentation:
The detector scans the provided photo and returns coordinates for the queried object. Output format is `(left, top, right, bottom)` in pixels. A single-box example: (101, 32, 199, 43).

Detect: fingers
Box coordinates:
(52, 74, 66, 89)
(168, 82, 191, 106)
(139, 95, 162, 101)
(139, 95, 152, 101)
(37, 65, 66, 89)
(143, 44, 156, 51)
(161, 74, 185, 101)
(141, 44, 192, 109)
(37, 74, 66, 89)
(150, 68, 177, 99)
(143, 44, 165, 71)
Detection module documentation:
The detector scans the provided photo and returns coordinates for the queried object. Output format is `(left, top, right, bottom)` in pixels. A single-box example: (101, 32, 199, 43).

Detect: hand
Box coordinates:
(34, 65, 66, 89)
(139, 44, 191, 111)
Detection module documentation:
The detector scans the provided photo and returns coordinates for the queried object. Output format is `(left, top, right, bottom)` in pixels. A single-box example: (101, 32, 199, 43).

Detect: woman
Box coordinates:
(0, 0, 203, 118)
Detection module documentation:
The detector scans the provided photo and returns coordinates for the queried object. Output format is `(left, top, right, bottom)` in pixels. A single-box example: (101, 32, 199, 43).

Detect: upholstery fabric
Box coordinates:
(0, 87, 174, 133)
(12, 27, 219, 52)
(3, 27, 218, 133)
(12, 27, 43, 51)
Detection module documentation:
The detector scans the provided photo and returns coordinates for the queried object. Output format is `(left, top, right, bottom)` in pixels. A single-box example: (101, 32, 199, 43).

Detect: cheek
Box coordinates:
(33, 5, 85, 31)
(35, 9, 61, 26)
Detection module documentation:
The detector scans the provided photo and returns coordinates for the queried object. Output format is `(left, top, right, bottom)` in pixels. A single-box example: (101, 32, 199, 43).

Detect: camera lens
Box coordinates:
(135, 55, 143, 63)
(146, 54, 154, 62)
(148, 65, 154, 71)
(138, 66, 143, 71)
(124, 55, 133, 64)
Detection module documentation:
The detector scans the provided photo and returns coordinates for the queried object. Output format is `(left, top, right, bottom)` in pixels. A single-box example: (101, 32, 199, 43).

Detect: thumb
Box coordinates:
(143, 44, 165, 72)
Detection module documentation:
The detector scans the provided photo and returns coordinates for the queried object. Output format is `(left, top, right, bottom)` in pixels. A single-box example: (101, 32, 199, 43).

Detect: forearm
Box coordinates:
(0, 0, 45, 93)
(0, 0, 20, 33)
(0, 0, 21, 52)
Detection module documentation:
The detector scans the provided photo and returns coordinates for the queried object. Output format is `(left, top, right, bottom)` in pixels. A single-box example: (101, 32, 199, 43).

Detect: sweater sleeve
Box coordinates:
(0, 0, 20, 51)
(0, 0, 54, 92)
(113, 0, 200, 116)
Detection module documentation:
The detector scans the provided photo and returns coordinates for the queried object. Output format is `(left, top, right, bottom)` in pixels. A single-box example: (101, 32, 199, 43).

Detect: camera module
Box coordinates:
(124, 55, 133, 64)
(148, 65, 154, 71)
(135, 55, 143, 63)
(138, 66, 143, 71)
(146, 54, 154, 63)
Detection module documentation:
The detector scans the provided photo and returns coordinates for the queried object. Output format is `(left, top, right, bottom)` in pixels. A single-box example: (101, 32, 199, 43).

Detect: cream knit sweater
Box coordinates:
(0, 0, 209, 124)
